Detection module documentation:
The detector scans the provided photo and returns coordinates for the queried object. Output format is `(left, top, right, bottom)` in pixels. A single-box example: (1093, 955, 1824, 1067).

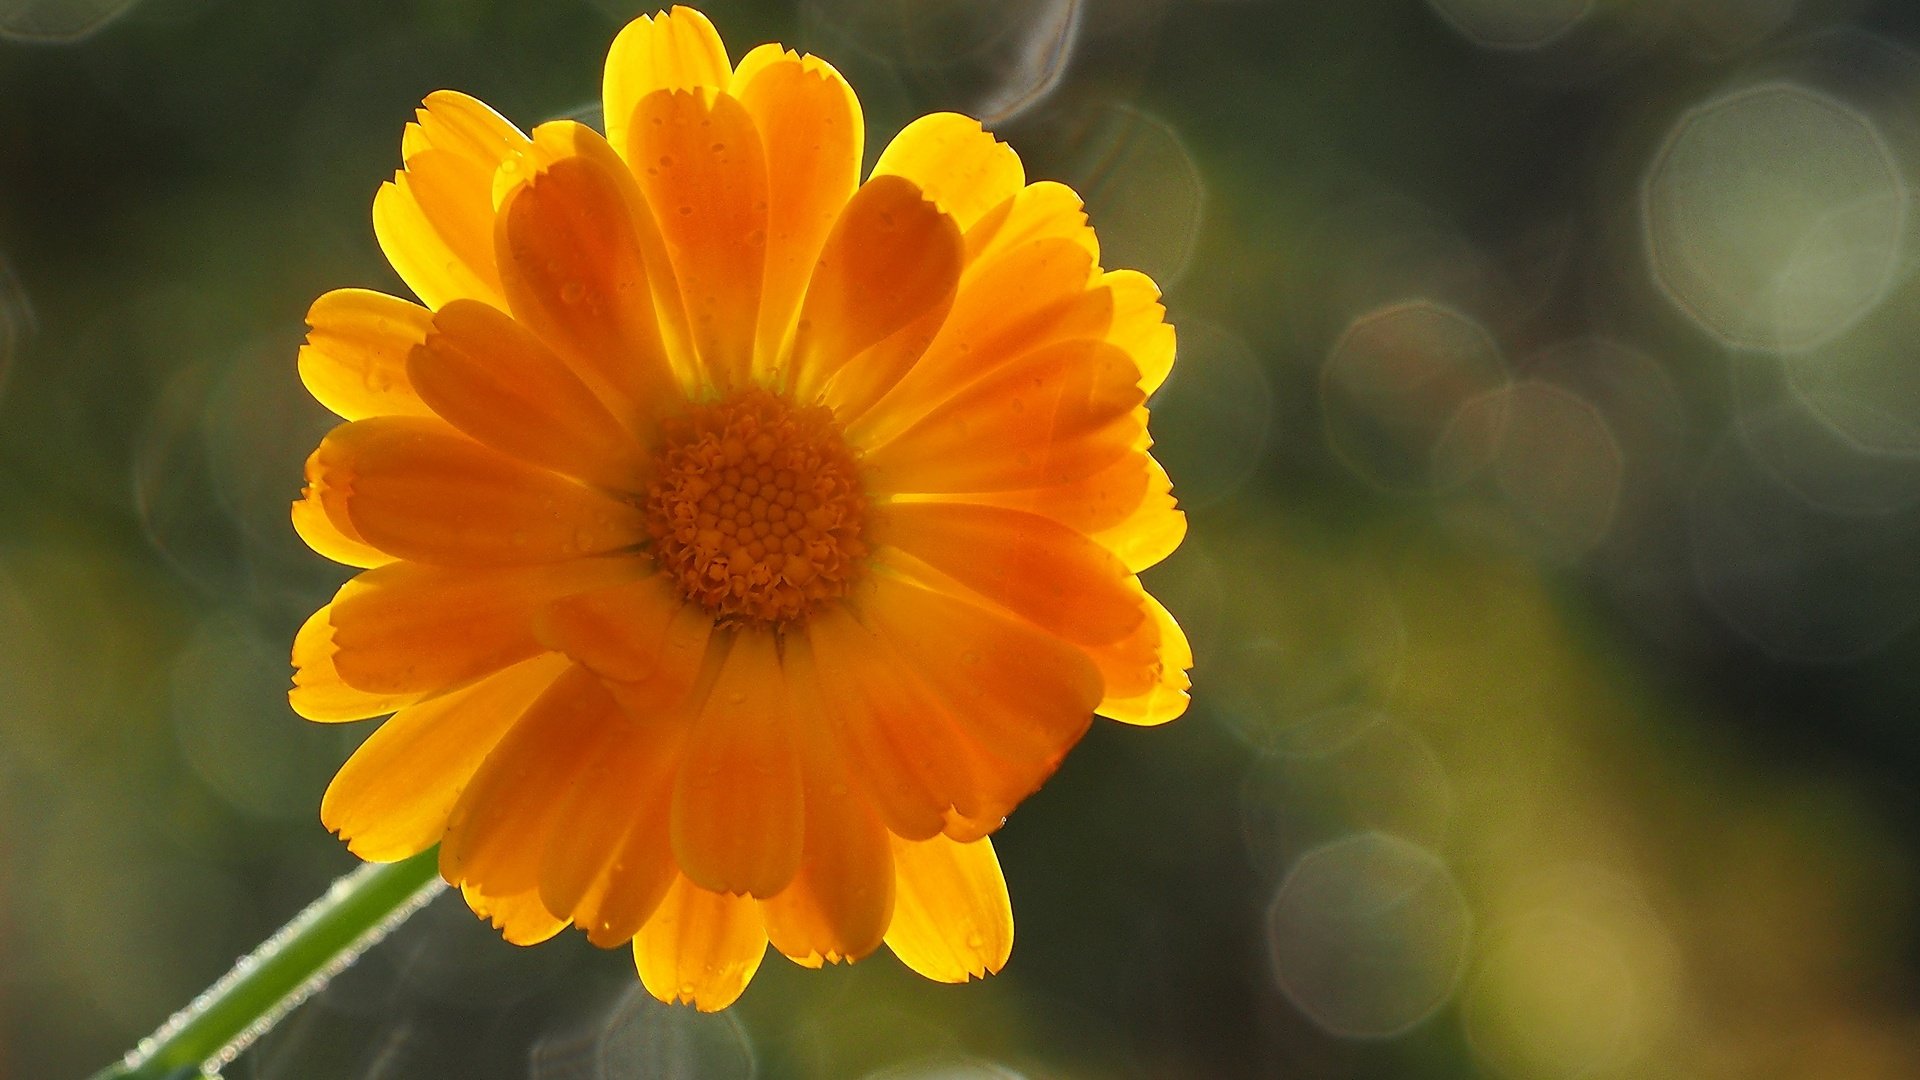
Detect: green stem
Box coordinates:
(89, 848, 445, 1080)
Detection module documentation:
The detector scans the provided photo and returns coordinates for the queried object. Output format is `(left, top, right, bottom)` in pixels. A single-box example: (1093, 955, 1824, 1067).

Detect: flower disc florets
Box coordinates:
(643, 388, 867, 627)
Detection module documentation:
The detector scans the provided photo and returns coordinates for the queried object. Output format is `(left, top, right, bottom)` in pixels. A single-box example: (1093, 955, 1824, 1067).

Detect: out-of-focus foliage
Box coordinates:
(7, 0, 1920, 1077)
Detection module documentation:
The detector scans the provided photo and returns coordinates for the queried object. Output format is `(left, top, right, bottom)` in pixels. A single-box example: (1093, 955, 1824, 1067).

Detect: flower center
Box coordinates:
(643, 388, 868, 627)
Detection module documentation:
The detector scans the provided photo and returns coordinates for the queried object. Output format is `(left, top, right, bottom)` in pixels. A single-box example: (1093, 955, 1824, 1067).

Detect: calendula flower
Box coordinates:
(290, 5, 1190, 1010)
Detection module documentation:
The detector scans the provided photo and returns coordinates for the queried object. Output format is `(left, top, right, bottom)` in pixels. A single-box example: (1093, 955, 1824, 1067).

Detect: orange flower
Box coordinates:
(290, 5, 1190, 1010)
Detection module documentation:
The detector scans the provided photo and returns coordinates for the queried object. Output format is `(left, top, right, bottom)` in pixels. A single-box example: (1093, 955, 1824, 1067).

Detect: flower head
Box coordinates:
(291, 5, 1190, 1010)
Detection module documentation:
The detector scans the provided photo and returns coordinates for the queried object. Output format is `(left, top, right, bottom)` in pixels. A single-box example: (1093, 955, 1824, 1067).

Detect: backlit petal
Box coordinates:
(323, 557, 643, 697)
(539, 689, 685, 947)
(1096, 589, 1192, 726)
(410, 299, 649, 491)
(875, 500, 1144, 648)
(289, 604, 421, 722)
(864, 339, 1145, 496)
(787, 175, 962, 418)
(884, 833, 1014, 983)
(307, 416, 648, 566)
(805, 611, 1016, 841)
(374, 92, 528, 309)
(440, 665, 627, 896)
(321, 652, 571, 859)
(297, 289, 434, 421)
(730, 45, 863, 376)
(634, 875, 768, 1011)
(671, 634, 804, 897)
(494, 122, 685, 424)
(603, 6, 732, 157)
(461, 881, 568, 946)
(871, 113, 1023, 232)
(619, 88, 769, 390)
(760, 651, 895, 966)
(291, 493, 393, 570)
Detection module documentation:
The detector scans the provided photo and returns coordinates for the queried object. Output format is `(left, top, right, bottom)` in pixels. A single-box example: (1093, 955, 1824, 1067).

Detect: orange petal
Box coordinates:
(539, 691, 685, 947)
(461, 881, 568, 947)
(864, 339, 1145, 496)
(759, 653, 895, 966)
(1096, 589, 1191, 726)
(324, 557, 644, 696)
(493, 121, 685, 425)
(871, 113, 1024, 232)
(439, 665, 627, 896)
(534, 572, 714, 690)
(850, 235, 1106, 445)
(603, 6, 732, 158)
(410, 299, 649, 491)
(730, 44, 863, 376)
(854, 572, 1100, 768)
(884, 833, 1014, 983)
(296, 289, 435, 421)
(374, 92, 528, 308)
(320, 652, 571, 860)
(633, 874, 768, 1011)
(787, 175, 962, 419)
(875, 501, 1145, 648)
(949, 448, 1167, 558)
(307, 416, 648, 566)
(289, 603, 421, 722)
(671, 633, 804, 898)
(291, 493, 393, 570)
(620, 88, 769, 390)
(805, 598, 1061, 843)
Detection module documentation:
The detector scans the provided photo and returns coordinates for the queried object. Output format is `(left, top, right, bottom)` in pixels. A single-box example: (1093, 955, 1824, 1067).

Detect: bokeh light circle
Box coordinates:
(1266, 832, 1472, 1039)
(531, 983, 755, 1080)
(1644, 81, 1907, 351)
(1323, 299, 1510, 492)
(1426, 0, 1591, 51)
(0, 0, 139, 42)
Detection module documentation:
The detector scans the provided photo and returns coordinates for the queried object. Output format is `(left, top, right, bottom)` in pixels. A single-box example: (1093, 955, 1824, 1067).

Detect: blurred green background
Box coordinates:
(8, 0, 1920, 1076)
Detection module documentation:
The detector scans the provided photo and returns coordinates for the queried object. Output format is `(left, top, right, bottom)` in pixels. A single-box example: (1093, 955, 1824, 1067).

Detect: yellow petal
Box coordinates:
(634, 874, 768, 1011)
(289, 603, 421, 722)
(460, 881, 568, 947)
(291, 493, 393, 570)
(603, 6, 732, 158)
(1104, 269, 1176, 396)
(729, 44, 863, 376)
(489, 122, 686, 423)
(297, 289, 435, 421)
(1096, 590, 1191, 726)
(884, 833, 1014, 983)
(620, 88, 769, 390)
(787, 175, 962, 418)
(671, 633, 804, 898)
(320, 652, 571, 859)
(963, 180, 1098, 271)
(306, 416, 649, 566)
(1094, 453, 1185, 573)
(374, 92, 528, 309)
(871, 113, 1024, 232)
(410, 299, 649, 491)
